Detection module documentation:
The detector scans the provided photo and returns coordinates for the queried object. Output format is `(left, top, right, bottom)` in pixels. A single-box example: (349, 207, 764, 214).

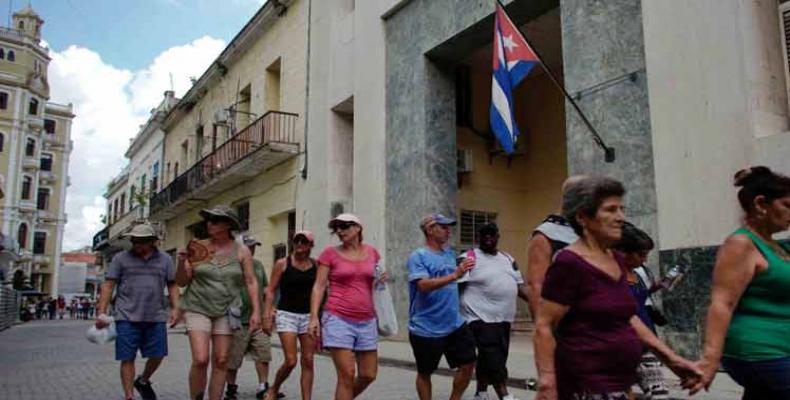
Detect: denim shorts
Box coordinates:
(115, 321, 168, 361)
(722, 356, 790, 400)
(321, 312, 377, 352)
(276, 310, 310, 335)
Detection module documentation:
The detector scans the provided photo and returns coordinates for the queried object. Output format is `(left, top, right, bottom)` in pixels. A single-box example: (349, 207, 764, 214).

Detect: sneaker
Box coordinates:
(133, 376, 157, 400)
(473, 393, 490, 400)
(225, 383, 239, 400)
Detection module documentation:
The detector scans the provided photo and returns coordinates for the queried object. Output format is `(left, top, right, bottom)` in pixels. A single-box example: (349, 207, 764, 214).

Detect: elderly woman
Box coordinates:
(694, 166, 790, 399)
(176, 205, 261, 400)
(308, 213, 386, 400)
(533, 177, 699, 400)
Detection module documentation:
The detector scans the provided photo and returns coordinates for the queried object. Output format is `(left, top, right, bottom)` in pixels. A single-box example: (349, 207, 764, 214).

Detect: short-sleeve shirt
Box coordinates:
(541, 249, 642, 396)
(106, 249, 175, 323)
(317, 244, 380, 322)
(458, 249, 524, 323)
(239, 259, 267, 325)
(407, 247, 466, 338)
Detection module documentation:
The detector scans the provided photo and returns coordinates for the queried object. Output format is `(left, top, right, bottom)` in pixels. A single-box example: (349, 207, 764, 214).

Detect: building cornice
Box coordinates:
(161, 0, 293, 132)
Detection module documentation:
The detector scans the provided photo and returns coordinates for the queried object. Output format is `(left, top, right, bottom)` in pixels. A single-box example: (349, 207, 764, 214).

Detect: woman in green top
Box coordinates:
(694, 166, 790, 399)
(176, 205, 261, 400)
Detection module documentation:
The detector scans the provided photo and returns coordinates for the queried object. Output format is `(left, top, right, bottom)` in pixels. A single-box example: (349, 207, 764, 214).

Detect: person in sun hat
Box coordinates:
(176, 204, 262, 400)
(95, 222, 180, 400)
(308, 213, 387, 400)
(407, 213, 477, 400)
(263, 230, 318, 400)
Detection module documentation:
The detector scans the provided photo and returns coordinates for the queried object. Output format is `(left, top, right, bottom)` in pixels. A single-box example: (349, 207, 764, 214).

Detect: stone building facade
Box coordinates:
(0, 6, 74, 296)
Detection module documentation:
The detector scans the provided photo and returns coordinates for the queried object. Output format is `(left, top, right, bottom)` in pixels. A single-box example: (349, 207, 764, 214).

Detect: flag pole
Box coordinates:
(495, 0, 615, 162)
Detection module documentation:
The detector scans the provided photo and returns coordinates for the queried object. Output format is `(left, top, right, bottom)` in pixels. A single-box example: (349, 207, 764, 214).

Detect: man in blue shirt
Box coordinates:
(407, 213, 476, 400)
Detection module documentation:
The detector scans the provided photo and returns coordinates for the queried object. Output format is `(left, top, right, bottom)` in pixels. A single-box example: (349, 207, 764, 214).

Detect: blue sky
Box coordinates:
(10, 0, 267, 250)
(15, 0, 262, 70)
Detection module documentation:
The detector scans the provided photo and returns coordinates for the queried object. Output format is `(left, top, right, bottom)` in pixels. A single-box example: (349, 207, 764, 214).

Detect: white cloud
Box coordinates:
(48, 36, 226, 251)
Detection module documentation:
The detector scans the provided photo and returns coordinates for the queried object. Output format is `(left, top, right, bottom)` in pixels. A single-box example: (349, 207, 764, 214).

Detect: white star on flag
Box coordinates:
(502, 34, 518, 52)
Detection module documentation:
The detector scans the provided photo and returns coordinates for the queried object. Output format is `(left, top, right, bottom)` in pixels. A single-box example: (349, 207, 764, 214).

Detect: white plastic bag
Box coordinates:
(374, 265, 398, 337)
(86, 315, 117, 344)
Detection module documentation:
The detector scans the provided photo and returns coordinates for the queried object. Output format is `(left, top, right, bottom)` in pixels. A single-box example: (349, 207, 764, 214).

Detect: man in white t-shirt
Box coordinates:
(459, 223, 528, 400)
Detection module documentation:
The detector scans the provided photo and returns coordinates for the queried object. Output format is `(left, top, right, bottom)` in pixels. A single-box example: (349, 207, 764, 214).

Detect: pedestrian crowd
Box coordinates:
(21, 295, 97, 321)
(94, 166, 790, 400)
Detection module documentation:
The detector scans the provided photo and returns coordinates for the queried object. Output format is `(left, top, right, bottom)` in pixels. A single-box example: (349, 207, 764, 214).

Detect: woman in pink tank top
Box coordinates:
(308, 213, 387, 400)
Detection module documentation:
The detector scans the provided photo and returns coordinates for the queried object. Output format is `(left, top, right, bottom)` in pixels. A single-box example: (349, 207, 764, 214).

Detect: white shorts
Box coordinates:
(276, 310, 310, 335)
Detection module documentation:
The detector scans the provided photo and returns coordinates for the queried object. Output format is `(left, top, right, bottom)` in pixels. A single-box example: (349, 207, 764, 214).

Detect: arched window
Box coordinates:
(17, 21, 24, 30)
(21, 176, 32, 200)
(17, 223, 28, 248)
(28, 98, 38, 115)
(0, 49, 5, 60)
(8, 51, 16, 62)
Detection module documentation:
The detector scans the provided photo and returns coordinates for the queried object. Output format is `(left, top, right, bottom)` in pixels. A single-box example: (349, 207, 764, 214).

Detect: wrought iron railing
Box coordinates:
(150, 110, 298, 215)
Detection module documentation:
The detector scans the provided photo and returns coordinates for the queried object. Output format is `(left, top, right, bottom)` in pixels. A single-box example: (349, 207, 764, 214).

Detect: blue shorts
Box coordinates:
(115, 321, 168, 361)
(321, 312, 377, 352)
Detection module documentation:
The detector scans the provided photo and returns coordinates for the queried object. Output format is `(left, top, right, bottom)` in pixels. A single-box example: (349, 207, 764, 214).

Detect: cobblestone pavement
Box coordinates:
(0, 320, 535, 399)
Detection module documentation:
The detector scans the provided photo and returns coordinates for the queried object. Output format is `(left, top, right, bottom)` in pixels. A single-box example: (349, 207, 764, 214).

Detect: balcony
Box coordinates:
(33, 254, 51, 265)
(150, 111, 300, 220)
(22, 156, 39, 170)
(39, 170, 56, 184)
(17, 249, 32, 262)
(19, 199, 36, 213)
(92, 227, 109, 251)
(27, 116, 44, 131)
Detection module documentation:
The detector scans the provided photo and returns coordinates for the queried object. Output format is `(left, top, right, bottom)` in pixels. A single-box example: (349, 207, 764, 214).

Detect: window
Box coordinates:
(120, 193, 126, 214)
(0, 49, 5, 59)
(130, 185, 136, 208)
(107, 204, 112, 224)
(17, 21, 23, 30)
(17, 224, 28, 248)
(21, 176, 32, 200)
(152, 162, 160, 191)
(25, 138, 35, 156)
(36, 188, 49, 210)
(0, 133, 4, 152)
(459, 210, 498, 246)
(33, 232, 46, 255)
(236, 201, 250, 231)
(8, 50, 15, 62)
(780, 2, 790, 112)
(0, 92, 7, 109)
(174, 162, 179, 177)
(140, 174, 146, 195)
(40, 153, 53, 171)
(113, 198, 119, 222)
(28, 98, 38, 115)
(44, 119, 55, 134)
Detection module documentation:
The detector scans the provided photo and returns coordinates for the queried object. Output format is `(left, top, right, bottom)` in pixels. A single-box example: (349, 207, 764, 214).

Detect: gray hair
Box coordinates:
(562, 176, 626, 235)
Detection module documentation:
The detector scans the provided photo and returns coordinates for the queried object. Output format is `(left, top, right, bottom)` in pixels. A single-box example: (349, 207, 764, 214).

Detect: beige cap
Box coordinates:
(123, 223, 158, 239)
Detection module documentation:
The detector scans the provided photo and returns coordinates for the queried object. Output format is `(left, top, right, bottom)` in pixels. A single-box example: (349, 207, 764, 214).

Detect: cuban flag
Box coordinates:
(490, 2, 540, 154)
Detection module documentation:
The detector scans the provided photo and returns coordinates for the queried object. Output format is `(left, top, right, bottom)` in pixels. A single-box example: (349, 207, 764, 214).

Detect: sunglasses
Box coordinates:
(333, 222, 355, 231)
(293, 237, 312, 245)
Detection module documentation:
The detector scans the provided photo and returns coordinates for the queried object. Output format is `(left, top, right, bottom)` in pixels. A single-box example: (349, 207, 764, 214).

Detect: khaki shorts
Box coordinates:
(184, 311, 232, 335)
(228, 328, 272, 369)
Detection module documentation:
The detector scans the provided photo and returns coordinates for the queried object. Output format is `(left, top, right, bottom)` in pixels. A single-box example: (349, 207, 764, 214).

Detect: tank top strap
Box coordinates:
(733, 227, 783, 264)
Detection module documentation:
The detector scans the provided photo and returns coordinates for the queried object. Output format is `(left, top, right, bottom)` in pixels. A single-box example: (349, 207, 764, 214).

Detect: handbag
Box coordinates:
(647, 305, 668, 327)
(373, 264, 398, 337)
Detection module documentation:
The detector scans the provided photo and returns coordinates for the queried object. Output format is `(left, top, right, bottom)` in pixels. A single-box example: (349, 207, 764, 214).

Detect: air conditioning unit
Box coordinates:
(214, 109, 229, 124)
(457, 149, 473, 173)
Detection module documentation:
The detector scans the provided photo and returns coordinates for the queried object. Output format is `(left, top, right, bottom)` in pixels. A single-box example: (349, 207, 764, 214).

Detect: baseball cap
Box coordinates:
(329, 213, 363, 229)
(420, 213, 457, 230)
(293, 230, 315, 242)
(241, 235, 261, 247)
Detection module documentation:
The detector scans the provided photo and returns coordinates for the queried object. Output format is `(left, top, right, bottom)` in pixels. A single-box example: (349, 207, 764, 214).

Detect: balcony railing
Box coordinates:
(150, 110, 299, 218)
(92, 227, 109, 251)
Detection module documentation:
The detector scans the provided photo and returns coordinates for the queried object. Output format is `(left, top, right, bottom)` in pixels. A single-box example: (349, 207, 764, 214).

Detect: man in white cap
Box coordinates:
(96, 222, 179, 400)
(225, 234, 279, 400)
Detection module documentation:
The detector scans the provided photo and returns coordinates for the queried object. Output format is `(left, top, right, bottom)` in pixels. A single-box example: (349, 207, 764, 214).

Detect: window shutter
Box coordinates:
(780, 3, 790, 103)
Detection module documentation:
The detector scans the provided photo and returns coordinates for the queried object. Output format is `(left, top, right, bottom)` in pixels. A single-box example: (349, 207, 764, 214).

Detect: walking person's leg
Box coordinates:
(297, 333, 315, 400)
(207, 333, 232, 400)
(330, 349, 357, 400)
(133, 322, 168, 400)
(353, 350, 378, 397)
(409, 333, 444, 400)
(115, 321, 142, 400)
(187, 330, 212, 399)
(266, 332, 298, 400)
(225, 329, 250, 400)
(249, 329, 272, 398)
(445, 324, 477, 400)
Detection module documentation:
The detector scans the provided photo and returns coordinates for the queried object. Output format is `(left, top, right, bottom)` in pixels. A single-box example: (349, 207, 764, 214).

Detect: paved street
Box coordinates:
(0, 320, 535, 400)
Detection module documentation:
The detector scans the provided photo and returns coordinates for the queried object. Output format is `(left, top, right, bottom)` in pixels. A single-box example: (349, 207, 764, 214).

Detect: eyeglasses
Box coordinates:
(333, 222, 354, 231)
(293, 237, 312, 245)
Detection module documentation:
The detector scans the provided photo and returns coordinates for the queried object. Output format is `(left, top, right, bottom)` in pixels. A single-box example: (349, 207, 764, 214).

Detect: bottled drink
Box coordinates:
(659, 264, 688, 290)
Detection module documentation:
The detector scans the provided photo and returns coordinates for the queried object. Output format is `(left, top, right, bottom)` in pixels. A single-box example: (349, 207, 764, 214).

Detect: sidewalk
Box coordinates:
(347, 333, 742, 399)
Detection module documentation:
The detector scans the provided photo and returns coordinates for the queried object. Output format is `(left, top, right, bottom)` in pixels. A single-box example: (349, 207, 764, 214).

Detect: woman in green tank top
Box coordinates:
(694, 167, 790, 399)
(175, 205, 262, 400)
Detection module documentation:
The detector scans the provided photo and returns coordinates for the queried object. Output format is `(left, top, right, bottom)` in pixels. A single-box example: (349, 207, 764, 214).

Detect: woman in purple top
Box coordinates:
(533, 177, 700, 400)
